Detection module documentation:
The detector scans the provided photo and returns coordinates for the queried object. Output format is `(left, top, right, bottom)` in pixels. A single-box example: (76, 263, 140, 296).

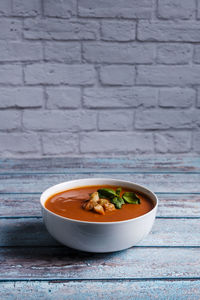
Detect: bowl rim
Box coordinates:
(40, 178, 158, 225)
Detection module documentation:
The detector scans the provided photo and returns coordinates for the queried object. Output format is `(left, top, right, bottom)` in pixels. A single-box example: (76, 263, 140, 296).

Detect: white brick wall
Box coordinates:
(0, 0, 199, 156)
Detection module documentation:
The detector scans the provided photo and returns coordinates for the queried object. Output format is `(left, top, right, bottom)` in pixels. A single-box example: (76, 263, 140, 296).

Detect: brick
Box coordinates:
(193, 45, 200, 63)
(44, 42, 81, 63)
(83, 42, 155, 63)
(157, 0, 195, 19)
(0, 65, 22, 85)
(155, 132, 191, 153)
(0, 111, 21, 131)
(24, 19, 99, 40)
(25, 64, 95, 85)
(137, 66, 200, 86)
(0, 87, 43, 108)
(23, 110, 96, 132)
(100, 65, 135, 86)
(159, 88, 195, 108)
(0, 133, 41, 155)
(42, 133, 79, 155)
(157, 44, 191, 64)
(80, 132, 154, 154)
(83, 87, 157, 108)
(193, 132, 200, 152)
(101, 21, 136, 41)
(78, 0, 153, 18)
(12, 0, 40, 16)
(138, 21, 200, 42)
(0, 41, 43, 62)
(135, 109, 199, 129)
(198, 2, 200, 19)
(0, 19, 21, 40)
(46, 87, 81, 109)
(44, 0, 76, 18)
(98, 111, 133, 131)
(197, 88, 200, 108)
(0, 0, 12, 16)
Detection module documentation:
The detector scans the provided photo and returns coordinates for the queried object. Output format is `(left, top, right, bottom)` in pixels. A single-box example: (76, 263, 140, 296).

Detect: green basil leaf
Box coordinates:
(122, 192, 141, 204)
(118, 196, 125, 205)
(110, 196, 124, 209)
(111, 196, 124, 209)
(97, 188, 116, 199)
(116, 187, 122, 196)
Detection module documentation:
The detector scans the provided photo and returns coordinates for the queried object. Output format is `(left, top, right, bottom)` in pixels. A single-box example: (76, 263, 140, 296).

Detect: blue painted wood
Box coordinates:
(0, 156, 199, 298)
(0, 173, 200, 193)
(0, 280, 200, 299)
(0, 218, 199, 247)
(0, 247, 199, 279)
(1, 193, 199, 217)
(1, 156, 200, 172)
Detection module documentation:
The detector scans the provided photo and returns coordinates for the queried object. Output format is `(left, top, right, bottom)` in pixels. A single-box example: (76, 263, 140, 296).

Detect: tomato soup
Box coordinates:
(45, 185, 154, 222)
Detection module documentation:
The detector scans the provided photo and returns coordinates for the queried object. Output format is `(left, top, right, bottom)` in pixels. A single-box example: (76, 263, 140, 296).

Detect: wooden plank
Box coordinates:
(0, 218, 199, 247)
(0, 173, 200, 193)
(0, 194, 41, 217)
(1, 193, 199, 217)
(0, 280, 200, 299)
(1, 156, 200, 172)
(0, 247, 199, 279)
(157, 193, 200, 217)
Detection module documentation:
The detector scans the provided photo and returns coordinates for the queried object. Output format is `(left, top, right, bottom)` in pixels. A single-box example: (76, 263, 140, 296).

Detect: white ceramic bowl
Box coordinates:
(40, 178, 158, 253)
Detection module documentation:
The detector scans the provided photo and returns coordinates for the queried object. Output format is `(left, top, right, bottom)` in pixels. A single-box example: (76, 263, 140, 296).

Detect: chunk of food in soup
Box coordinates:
(45, 185, 154, 222)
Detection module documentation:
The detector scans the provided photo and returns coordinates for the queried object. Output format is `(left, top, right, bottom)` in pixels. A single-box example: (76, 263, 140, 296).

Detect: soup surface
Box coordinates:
(45, 185, 154, 222)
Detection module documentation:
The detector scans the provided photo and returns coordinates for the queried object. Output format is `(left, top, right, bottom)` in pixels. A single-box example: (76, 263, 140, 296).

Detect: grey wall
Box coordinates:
(0, 0, 200, 157)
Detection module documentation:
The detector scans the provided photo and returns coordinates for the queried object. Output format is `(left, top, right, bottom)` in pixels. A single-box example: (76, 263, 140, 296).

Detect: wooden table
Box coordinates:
(0, 156, 200, 299)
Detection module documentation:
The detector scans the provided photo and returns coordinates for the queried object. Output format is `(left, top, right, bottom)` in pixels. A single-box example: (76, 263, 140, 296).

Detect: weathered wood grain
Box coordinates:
(1, 193, 199, 217)
(0, 247, 199, 279)
(0, 173, 200, 193)
(0, 157, 199, 294)
(0, 280, 200, 299)
(1, 156, 200, 172)
(0, 218, 199, 247)
(157, 193, 200, 217)
(0, 194, 41, 217)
